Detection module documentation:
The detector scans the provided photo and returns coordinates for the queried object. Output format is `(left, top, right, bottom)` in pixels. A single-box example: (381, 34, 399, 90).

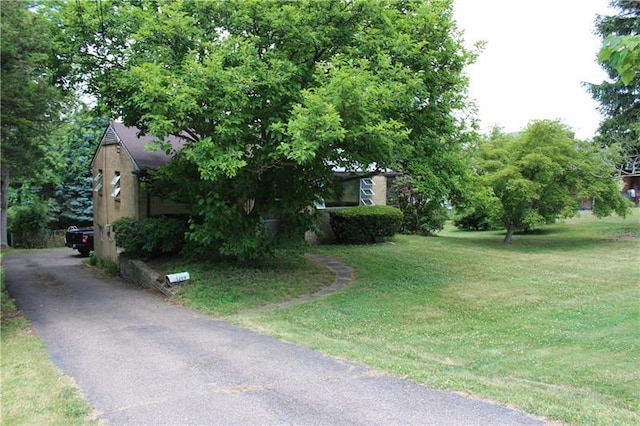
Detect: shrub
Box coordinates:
(112, 216, 188, 259)
(389, 175, 448, 236)
(87, 253, 119, 275)
(7, 201, 50, 248)
(329, 205, 403, 244)
(412, 202, 449, 235)
(111, 217, 141, 255)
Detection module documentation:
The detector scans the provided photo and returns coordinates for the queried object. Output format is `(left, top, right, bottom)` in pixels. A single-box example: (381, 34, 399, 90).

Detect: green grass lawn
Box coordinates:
(2, 210, 637, 424)
(174, 251, 333, 316)
(228, 210, 640, 425)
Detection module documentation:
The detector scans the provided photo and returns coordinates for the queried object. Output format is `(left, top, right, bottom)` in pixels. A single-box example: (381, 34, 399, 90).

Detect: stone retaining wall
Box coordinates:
(118, 254, 177, 296)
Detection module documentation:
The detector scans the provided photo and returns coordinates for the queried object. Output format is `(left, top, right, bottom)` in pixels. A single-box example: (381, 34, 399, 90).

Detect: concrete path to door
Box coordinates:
(3, 249, 544, 425)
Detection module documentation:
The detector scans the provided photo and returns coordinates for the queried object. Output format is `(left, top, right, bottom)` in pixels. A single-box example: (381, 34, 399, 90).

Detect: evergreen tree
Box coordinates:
(588, 0, 640, 157)
(53, 108, 108, 227)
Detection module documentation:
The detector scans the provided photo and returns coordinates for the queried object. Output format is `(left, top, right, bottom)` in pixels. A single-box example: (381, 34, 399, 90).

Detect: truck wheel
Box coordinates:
(78, 249, 91, 257)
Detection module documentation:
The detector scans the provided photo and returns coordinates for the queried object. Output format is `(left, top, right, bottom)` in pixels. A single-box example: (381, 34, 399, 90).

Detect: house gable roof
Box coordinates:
(92, 122, 187, 171)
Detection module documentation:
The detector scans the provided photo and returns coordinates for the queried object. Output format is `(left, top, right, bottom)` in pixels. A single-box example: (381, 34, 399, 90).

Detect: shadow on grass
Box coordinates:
(437, 225, 635, 253)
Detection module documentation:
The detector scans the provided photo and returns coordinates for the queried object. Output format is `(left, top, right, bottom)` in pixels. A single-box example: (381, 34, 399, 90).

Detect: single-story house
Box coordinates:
(91, 123, 395, 261)
(90, 123, 188, 261)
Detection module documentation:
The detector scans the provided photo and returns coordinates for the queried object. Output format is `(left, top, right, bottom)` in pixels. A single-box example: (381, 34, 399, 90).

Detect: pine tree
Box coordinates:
(588, 0, 640, 157)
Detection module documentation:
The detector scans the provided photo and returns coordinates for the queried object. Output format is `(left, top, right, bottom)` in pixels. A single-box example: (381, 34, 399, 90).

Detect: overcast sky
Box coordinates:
(453, 0, 615, 140)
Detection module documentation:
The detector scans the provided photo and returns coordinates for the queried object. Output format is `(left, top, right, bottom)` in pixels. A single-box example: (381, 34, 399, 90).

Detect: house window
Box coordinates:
(111, 172, 121, 200)
(94, 170, 103, 193)
(359, 178, 375, 205)
(324, 178, 359, 208)
(321, 176, 376, 208)
(386, 176, 397, 205)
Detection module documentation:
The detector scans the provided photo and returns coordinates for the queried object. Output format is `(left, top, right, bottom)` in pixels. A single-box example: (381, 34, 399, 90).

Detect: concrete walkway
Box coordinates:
(247, 253, 355, 313)
(3, 249, 545, 425)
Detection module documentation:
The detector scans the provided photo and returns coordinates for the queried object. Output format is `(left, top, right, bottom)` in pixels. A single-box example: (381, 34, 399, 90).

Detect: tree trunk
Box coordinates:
(1, 166, 9, 247)
(503, 224, 515, 244)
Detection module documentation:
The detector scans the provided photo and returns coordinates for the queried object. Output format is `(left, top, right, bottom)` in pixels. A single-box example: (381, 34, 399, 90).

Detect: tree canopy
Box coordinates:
(599, 34, 640, 86)
(1, 0, 66, 246)
(475, 120, 629, 244)
(588, 0, 640, 158)
(51, 0, 476, 259)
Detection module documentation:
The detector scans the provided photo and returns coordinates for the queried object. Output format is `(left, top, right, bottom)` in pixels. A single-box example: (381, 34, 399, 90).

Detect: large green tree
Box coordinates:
(1, 1, 66, 246)
(49, 107, 108, 227)
(476, 120, 629, 244)
(51, 0, 475, 259)
(7, 106, 107, 229)
(588, 0, 640, 158)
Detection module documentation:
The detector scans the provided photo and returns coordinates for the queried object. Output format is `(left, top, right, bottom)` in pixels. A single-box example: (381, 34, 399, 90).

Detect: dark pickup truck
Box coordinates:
(64, 226, 94, 256)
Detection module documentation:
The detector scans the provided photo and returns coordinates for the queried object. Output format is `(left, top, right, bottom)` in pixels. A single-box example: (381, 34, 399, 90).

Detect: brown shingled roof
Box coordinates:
(99, 122, 188, 171)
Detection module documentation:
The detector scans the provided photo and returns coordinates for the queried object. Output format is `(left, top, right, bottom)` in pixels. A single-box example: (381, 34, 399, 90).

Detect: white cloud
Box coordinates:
(453, 0, 615, 139)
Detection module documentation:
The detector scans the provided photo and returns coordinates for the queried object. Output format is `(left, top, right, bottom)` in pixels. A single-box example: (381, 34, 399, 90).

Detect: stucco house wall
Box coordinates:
(91, 123, 187, 261)
(92, 143, 138, 261)
(371, 175, 388, 206)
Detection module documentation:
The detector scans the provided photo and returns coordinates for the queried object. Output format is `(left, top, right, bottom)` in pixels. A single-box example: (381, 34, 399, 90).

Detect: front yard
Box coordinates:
(214, 211, 638, 424)
(2, 210, 638, 424)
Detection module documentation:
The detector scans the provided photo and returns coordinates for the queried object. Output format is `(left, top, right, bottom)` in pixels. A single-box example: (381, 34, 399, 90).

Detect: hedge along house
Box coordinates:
(91, 122, 188, 261)
(308, 167, 396, 243)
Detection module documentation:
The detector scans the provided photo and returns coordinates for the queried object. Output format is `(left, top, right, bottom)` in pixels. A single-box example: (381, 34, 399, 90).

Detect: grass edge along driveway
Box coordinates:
(230, 211, 640, 425)
(0, 256, 99, 425)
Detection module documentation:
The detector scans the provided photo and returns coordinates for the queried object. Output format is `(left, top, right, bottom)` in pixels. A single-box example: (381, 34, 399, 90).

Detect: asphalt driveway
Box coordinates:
(3, 249, 544, 425)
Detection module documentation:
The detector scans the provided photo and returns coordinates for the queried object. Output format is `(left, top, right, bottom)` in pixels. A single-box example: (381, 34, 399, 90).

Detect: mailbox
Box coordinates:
(165, 272, 190, 286)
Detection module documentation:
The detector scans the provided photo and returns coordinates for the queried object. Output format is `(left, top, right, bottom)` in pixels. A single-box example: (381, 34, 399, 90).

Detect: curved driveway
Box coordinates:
(4, 249, 544, 425)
